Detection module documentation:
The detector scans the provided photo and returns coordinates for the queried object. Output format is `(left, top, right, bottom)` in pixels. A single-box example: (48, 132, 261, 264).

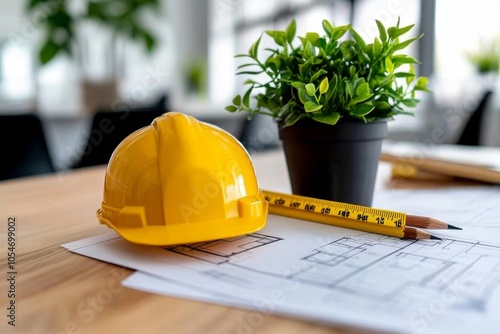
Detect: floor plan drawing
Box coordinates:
(165, 233, 282, 264)
(296, 235, 500, 318)
(162, 230, 500, 319)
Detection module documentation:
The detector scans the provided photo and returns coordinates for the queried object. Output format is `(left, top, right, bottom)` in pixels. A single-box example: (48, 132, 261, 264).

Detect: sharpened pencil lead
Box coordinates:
(430, 235, 442, 240)
(447, 224, 462, 230)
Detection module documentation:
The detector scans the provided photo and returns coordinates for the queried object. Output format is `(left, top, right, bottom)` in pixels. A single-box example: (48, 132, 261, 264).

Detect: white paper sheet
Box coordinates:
(373, 186, 500, 245)
(63, 184, 500, 334)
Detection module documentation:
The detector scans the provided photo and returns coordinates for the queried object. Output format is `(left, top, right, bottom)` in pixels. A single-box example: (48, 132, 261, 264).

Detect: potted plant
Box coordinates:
(467, 37, 499, 93)
(26, 0, 159, 113)
(467, 37, 500, 76)
(226, 18, 430, 206)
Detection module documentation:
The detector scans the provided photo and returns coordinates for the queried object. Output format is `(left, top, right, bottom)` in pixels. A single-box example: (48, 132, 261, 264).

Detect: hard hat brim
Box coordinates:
(97, 201, 268, 246)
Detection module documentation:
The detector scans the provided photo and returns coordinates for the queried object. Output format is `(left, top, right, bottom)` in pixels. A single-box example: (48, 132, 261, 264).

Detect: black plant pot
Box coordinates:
(278, 118, 388, 207)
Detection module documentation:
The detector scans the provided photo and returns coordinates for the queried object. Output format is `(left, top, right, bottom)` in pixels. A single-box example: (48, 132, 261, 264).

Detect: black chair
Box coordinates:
(0, 113, 56, 181)
(456, 90, 493, 146)
(70, 108, 166, 169)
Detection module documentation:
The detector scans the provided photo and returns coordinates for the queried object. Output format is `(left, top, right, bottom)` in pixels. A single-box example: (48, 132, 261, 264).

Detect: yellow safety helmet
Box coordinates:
(97, 112, 268, 246)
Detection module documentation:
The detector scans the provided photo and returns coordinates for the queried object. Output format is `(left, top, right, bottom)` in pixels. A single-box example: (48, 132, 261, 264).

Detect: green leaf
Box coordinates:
(385, 57, 394, 73)
(286, 20, 296, 43)
(365, 43, 374, 59)
(319, 77, 329, 95)
(394, 72, 415, 78)
(393, 24, 415, 38)
(325, 75, 339, 101)
(312, 112, 341, 125)
(416, 76, 429, 88)
(305, 32, 320, 44)
(232, 95, 242, 106)
(349, 65, 356, 77)
(373, 38, 382, 55)
(392, 55, 420, 67)
(236, 63, 257, 70)
(234, 54, 254, 58)
(225, 105, 238, 112)
(330, 25, 350, 40)
(265, 30, 287, 47)
(143, 31, 156, 52)
(266, 56, 281, 70)
(349, 104, 375, 116)
(304, 101, 323, 113)
(347, 93, 373, 108)
(414, 77, 431, 92)
(407, 64, 416, 85)
(243, 79, 259, 85)
(248, 35, 262, 58)
(392, 35, 422, 52)
(345, 81, 354, 98)
(291, 82, 306, 89)
(39, 39, 61, 65)
(236, 70, 264, 75)
(409, 63, 416, 75)
(401, 98, 419, 107)
(374, 101, 391, 109)
(350, 27, 366, 50)
(313, 58, 323, 65)
(317, 37, 327, 49)
(310, 69, 327, 82)
(88, 1, 102, 18)
(298, 88, 312, 104)
(322, 20, 334, 36)
(388, 27, 397, 39)
(303, 41, 315, 59)
(243, 86, 253, 108)
(376, 20, 387, 43)
(284, 113, 305, 127)
(305, 83, 316, 96)
(299, 57, 313, 76)
(355, 82, 370, 97)
(277, 100, 294, 118)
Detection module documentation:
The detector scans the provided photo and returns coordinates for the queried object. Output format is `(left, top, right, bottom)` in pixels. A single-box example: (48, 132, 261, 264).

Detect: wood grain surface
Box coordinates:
(0, 166, 354, 334)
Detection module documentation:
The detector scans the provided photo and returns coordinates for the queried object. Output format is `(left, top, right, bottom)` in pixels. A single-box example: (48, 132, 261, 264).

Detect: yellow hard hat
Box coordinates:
(96, 112, 268, 246)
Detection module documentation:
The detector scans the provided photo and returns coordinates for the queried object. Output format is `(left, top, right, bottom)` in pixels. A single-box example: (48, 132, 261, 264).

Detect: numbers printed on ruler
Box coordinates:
(264, 191, 406, 228)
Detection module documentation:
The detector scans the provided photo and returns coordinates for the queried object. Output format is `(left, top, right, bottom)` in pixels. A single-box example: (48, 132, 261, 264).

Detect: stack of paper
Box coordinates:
(381, 141, 500, 184)
(63, 186, 500, 334)
(62, 147, 500, 333)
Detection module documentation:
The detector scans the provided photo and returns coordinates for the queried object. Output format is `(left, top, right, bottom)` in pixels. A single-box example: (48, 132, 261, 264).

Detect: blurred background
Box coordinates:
(1, 0, 499, 180)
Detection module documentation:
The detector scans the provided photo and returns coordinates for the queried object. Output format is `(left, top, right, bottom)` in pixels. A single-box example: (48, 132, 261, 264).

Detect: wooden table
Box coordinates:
(0, 153, 356, 334)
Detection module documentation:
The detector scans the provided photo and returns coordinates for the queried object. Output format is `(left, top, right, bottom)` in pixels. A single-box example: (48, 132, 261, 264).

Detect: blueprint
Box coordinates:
(64, 184, 500, 334)
(373, 186, 500, 245)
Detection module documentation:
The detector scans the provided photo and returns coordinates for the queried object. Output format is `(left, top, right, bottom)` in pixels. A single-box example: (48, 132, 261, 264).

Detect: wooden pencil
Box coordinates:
(380, 152, 500, 184)
(403, 226, 441, 240)
(406, 214, 462, 230)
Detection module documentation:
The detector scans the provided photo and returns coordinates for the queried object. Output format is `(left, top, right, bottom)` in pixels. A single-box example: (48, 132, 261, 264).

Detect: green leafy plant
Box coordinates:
(468, 37, 500, 74)
(226, 18, 430, 126)
(26, 0, 159, 65)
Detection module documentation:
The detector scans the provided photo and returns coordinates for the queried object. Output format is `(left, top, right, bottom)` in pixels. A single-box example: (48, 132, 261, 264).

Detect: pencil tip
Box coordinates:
(447, 224, 462, 230)
(430, 235, 442, 240)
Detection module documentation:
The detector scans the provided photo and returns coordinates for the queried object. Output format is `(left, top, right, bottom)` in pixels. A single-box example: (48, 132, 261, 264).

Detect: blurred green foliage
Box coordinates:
(26, 0, 159, 65)
(468, 37, 500, 74)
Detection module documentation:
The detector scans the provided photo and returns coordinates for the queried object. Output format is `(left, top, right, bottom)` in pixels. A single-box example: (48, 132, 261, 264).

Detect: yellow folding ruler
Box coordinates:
(261, 189, 406, 238)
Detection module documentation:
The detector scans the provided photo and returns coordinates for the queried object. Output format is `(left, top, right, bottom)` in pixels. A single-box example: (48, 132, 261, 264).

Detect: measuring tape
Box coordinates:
(261, 190, 406, 238)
